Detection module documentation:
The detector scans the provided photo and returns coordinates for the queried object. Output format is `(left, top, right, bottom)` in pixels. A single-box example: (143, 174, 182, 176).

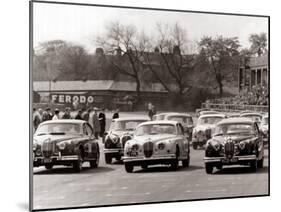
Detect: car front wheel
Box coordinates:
(182, 155, 190, 168)
(73, 151, 83, 172)
(250, 160, 258, 172)
(105, 154, 112, 164)
(205, 163, 213, 174)
(125, 163, 134, 173)
(257, 157, 264, 168)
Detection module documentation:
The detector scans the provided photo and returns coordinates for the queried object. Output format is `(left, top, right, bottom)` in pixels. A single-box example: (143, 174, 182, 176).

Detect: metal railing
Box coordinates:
(201, 103, 268, 113)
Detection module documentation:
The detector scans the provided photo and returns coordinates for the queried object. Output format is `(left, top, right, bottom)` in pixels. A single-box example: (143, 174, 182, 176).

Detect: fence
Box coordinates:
(201, 103, 268, 113)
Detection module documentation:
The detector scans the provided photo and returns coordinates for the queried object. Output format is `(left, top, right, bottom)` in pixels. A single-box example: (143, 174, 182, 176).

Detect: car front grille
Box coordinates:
(143, 141, 154, 158)
(224, 141, 235, 158)
(42, 140, 55, 158)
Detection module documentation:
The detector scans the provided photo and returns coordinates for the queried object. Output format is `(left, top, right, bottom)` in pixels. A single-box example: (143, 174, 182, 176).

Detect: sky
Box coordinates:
(33, 2, 269, 53)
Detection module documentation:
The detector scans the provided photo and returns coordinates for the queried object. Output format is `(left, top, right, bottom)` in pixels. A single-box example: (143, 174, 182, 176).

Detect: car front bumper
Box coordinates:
(204, 155, 257, 164)
(122, 154, 177, 165)
(33, 154, 79, 167)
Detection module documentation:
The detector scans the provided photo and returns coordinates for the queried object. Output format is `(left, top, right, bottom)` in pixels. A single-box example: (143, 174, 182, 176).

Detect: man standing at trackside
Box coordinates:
(92, 107, 101, 139)
(99, 108, 106, 140)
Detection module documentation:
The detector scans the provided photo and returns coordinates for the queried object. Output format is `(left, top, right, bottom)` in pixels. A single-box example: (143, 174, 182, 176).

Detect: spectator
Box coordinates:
(75, 109, 83, 120)
(82, 108, 91, 122)
(46, 108, 53, 120)
(33, 108, 41, 131)
(112, 108, 119, 119)
(41, 111, 49, 122)
(99, 108, 106, 138)
(92, 107, 101, 139)
(62, 107, 71, 119)
(52, 108, 60, 120)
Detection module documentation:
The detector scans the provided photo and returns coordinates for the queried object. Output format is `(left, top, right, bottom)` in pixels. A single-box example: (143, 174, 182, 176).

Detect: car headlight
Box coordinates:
(208, 139, 220, 151)
(157, 142, 165, 150)
(238, 139, 254, 150)
(131, 144, 139, 151)
(57, 142, 66, 150)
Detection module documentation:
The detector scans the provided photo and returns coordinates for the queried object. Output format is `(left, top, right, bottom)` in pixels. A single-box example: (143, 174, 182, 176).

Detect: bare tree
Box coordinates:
(96, 22, 149, 103)
(143, 23, 195, 97)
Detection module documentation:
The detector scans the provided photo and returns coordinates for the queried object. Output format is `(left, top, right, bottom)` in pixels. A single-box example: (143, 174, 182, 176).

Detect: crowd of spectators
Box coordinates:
(206, 85, 268, 106)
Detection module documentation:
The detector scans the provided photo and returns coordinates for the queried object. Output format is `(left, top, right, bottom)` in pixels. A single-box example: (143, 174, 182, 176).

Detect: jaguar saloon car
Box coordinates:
(122, 120, 190, 173)
(204, 117, 264, 174)
(192, 114, 226, 149)
(104, 117, 149, 164)
(33, 120, 100, 172)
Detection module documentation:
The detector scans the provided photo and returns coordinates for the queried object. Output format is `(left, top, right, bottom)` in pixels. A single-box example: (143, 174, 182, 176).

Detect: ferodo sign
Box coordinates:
(51, 94, 95, 104)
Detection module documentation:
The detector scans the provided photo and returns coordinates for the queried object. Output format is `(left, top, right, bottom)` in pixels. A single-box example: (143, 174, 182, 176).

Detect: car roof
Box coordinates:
(165, 113, 192, 117)
(112, 117, 149, 122)
(137, 120, 179, 126)
(198, 114, 226, 118)
(240, 112, 262, 117)
(40, 119, 86, 125)
(217, 117, 254, 125)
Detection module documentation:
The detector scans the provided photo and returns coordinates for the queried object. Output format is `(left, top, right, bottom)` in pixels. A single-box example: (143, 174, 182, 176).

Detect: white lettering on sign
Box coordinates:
(88, 96, 94, 103)
(51, 94, 97, 104)
(59, 95, 64, 103)
(51, 95, 58, 102)
(65, 95, 71, 103)
(80, 96, 86, 103)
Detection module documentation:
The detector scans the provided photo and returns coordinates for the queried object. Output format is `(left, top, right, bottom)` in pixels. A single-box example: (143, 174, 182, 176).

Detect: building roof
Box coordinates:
(33, 80, 168, 93)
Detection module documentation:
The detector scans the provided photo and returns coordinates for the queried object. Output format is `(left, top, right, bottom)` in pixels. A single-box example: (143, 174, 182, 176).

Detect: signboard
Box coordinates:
(51, 94, 102, 104)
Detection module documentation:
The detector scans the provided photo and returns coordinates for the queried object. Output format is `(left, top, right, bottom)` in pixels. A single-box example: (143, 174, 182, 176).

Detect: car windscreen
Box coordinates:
(110, 120, 146, 131)
(167, 116, 193, 125)
(214, 123, 254, 136)
(198, 117, 223, 125)
(242, 114, 262, 122)
(35, 123, 82, 135)
(135, 124, 176, 136)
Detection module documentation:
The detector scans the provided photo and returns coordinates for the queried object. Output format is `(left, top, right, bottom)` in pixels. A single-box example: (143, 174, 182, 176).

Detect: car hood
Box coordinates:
(212, 134, 255, 144)
(130, 134, 177, 145)
(33, 134, 82, 145)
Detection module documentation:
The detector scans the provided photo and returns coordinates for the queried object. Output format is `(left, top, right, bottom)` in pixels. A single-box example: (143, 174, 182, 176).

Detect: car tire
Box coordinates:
(125, 163, 134, 173)
(73, 151, 83, 172)
(90, 152, 99, 168)
(182, 155, 190, 168)
(45, 164, 53, 170)
(105, 154, 112, 164)
(257, 157, 264, 168)
(192, 143, 198, 150)
(205, 163, 213, 174)
(250, 160, 258, 172)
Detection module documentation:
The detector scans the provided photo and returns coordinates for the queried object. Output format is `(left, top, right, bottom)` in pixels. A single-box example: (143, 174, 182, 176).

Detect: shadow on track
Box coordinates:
(133, 165, 203, 173)
(34, 165, 115, 175)
(213, 166, 268, 175)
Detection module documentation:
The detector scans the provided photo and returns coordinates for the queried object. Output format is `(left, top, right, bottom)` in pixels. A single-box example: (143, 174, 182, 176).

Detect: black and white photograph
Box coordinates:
(30, 1, 269, 211)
